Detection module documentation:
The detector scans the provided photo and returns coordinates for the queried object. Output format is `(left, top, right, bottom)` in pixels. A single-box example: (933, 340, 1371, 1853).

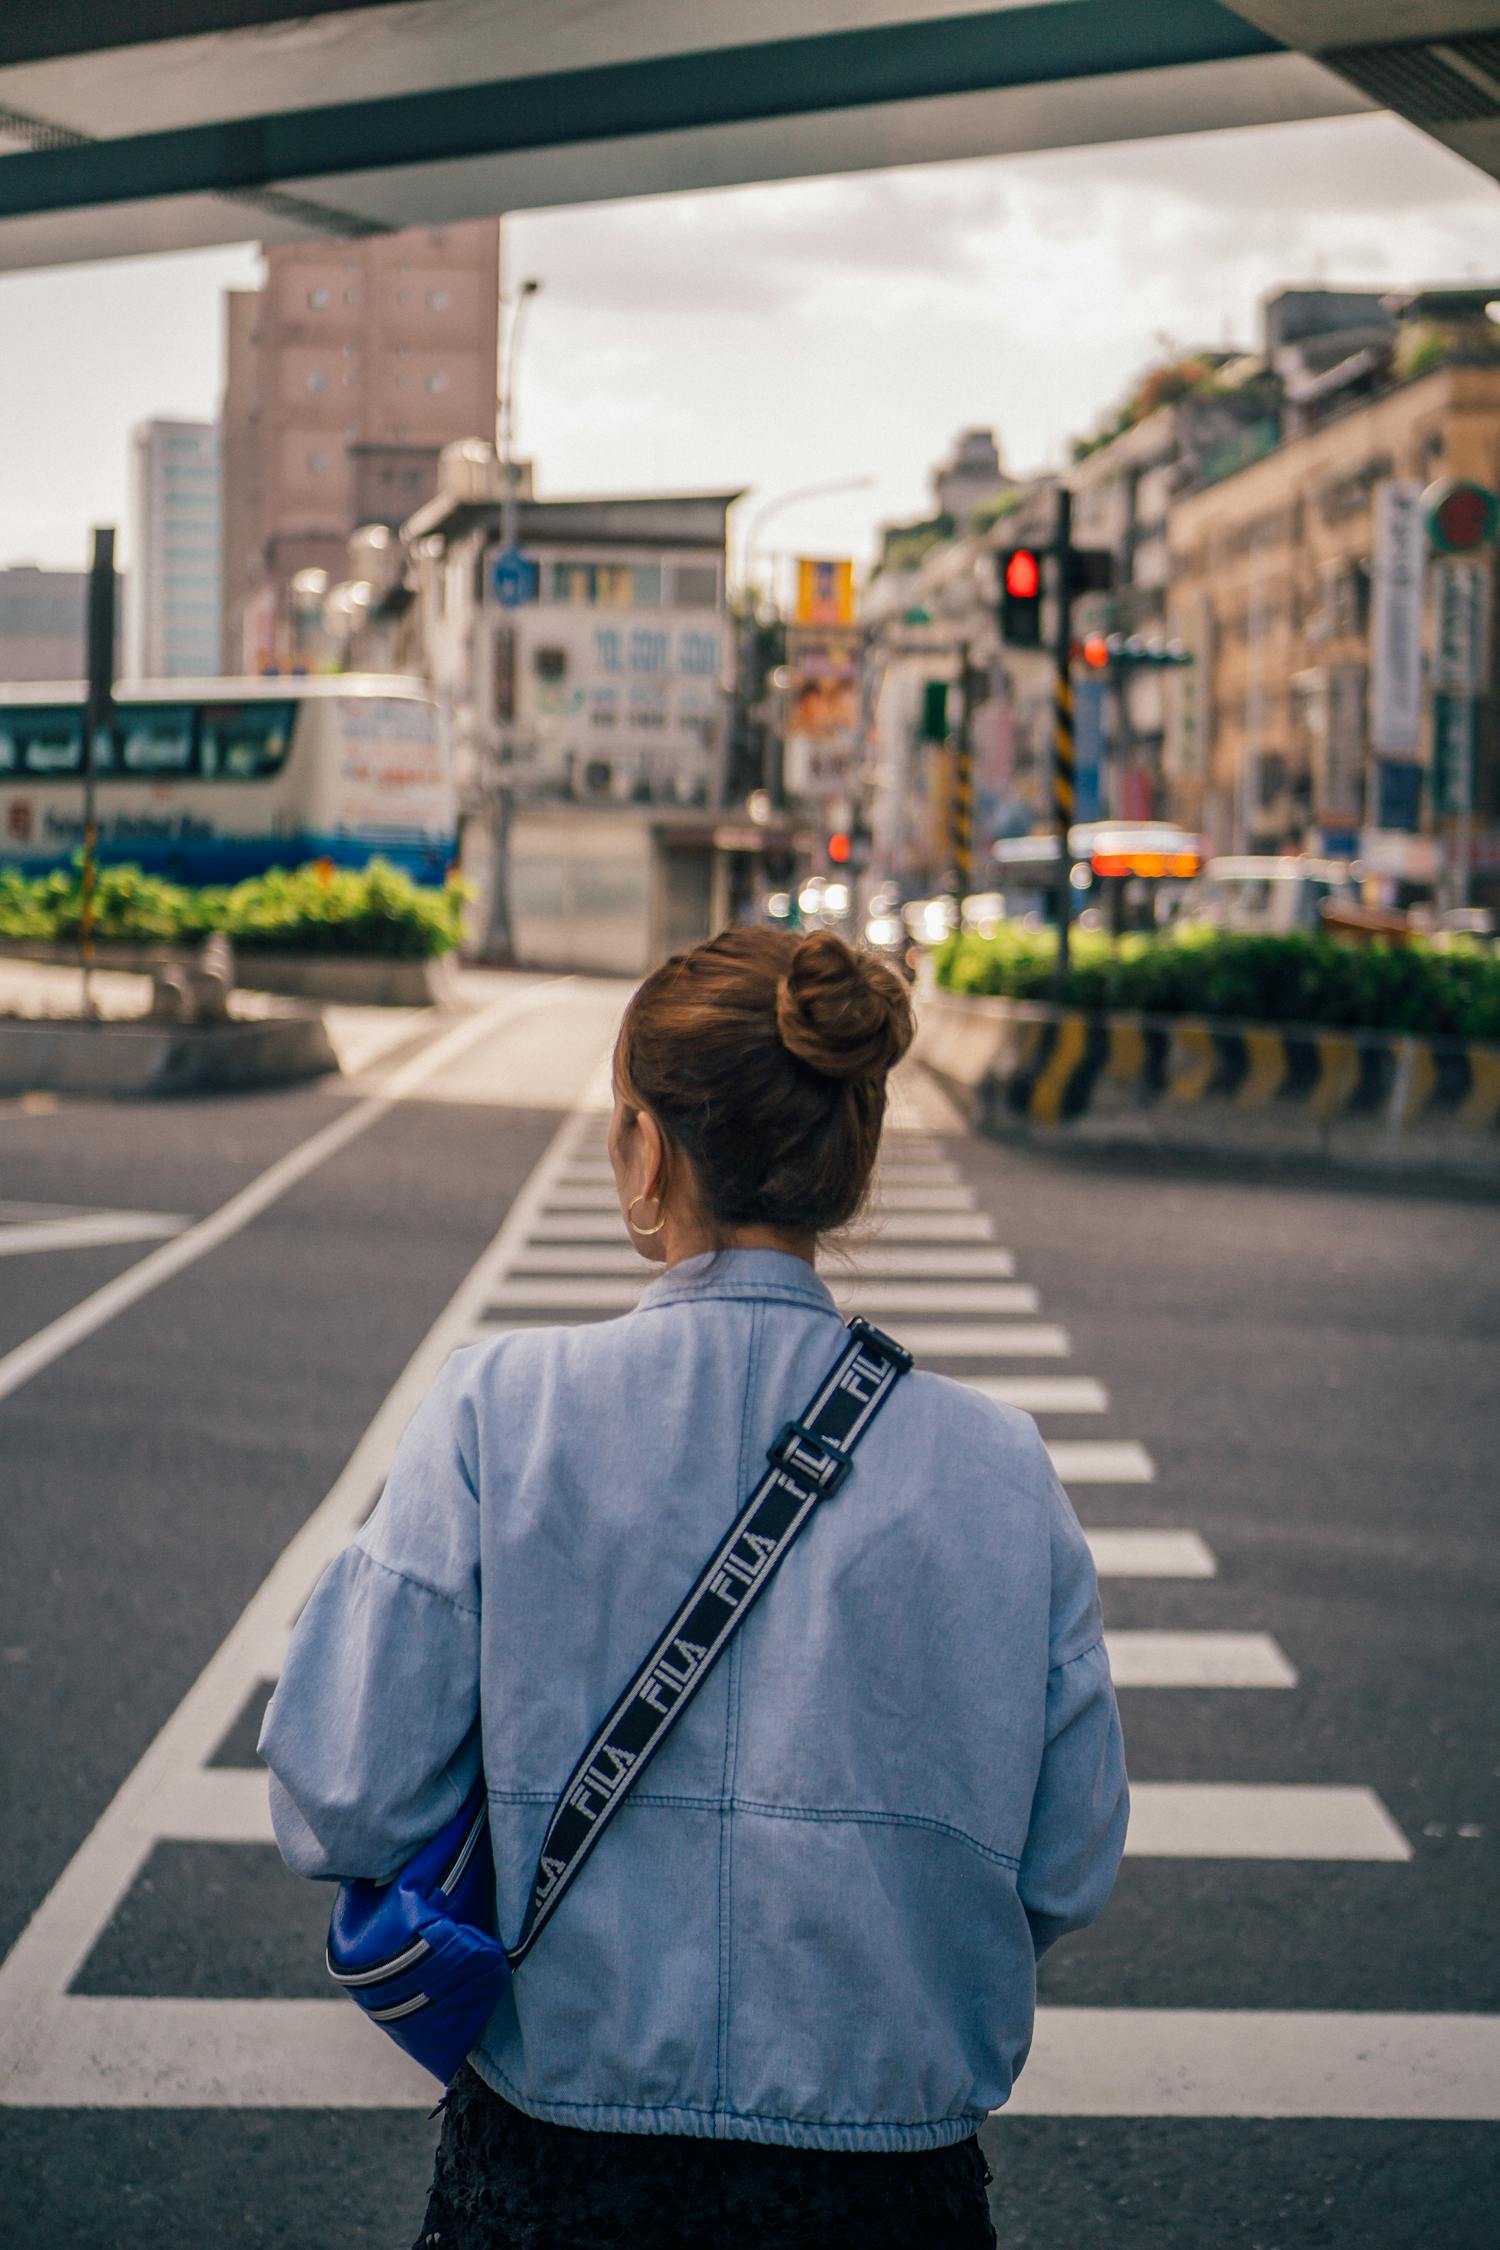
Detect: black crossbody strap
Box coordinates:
(507, 1316, 912, 1967)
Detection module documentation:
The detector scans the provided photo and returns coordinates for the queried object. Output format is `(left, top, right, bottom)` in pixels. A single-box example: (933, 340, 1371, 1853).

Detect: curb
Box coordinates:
(0, 1012, 339, 1098)
(914, 990, 1500, 1181)
(0, 942, 457, 1008)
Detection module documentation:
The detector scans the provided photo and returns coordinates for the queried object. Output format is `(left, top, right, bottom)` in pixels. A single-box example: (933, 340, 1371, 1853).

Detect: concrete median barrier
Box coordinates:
(915, 988, 1500, 1180)
(0, 1011, 338, 1098)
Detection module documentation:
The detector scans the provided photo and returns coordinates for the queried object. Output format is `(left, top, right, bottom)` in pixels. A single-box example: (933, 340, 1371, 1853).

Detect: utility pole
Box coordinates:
(950, 645, 978, 901)
(81, 527, 116, 1022)
(1051, 486, 1075, 980)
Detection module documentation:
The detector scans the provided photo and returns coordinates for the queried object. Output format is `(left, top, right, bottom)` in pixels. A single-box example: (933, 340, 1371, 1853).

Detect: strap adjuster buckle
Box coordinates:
(846, 1317, 914, 1375)
(767, 1420, 852, 1495)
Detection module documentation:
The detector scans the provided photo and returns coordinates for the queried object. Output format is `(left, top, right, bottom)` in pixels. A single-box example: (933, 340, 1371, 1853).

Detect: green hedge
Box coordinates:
(933, 924, 1500, 1043)
(0, 860, 468, 960)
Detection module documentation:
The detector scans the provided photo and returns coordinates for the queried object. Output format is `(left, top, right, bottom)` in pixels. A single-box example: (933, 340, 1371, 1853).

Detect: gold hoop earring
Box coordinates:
(627, 1193, 667, 1238)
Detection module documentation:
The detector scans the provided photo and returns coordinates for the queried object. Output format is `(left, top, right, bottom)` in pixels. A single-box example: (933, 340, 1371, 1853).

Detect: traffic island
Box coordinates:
(0, 954, 338, 1098)
(0, 940, 457, 1008)
(915, 988, 1500, 1182)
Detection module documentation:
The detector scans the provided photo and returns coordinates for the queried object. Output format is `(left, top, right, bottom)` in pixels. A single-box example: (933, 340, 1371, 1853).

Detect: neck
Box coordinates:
(660, 1221, 816, 1271)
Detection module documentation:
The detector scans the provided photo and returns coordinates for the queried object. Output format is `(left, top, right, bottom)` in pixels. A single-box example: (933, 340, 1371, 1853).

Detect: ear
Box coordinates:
(636, 1107, 667, 1199)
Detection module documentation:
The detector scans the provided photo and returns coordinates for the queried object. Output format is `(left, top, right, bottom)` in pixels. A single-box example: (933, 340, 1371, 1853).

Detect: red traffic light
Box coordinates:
(1082, 633, 1110, 669)
(828, 831, 852, 864)
(1004, 548, 1040, 599)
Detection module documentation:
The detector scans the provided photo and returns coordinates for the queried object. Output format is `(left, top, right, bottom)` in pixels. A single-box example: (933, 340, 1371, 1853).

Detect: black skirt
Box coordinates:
(413, 2065, 998, 2250)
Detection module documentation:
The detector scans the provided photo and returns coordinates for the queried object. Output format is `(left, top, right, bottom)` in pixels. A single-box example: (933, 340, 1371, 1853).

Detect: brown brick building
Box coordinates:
(220, 221, 500, 673)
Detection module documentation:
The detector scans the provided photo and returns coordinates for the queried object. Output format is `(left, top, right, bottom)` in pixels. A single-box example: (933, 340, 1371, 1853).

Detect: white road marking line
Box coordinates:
(1104, 1632, 1298, 1689)
(556, 1162, 965, 1190)
(877, 1322, 1070, 1357)
(18, 1999, 1495, 2119)
(1086, 1529, 1217, 1578)
(154, 1769, 273, 1843)
(527, 1210, 999, 1243)
(0, 979, 567, 1410)
(1126, 1784, 1411, 1861)
(0, 1211, 191, 1257)
(1045, 1440, 1155, 1484)
(504, 1245, 1020, 1279)
(1004, 2009, 1500, 2119)
(0, 1100, 594, 2107)
(542, 1182, 979, 1215)
(963, 1376, 1108, 1414)
(477, 1279, 1042, 1318)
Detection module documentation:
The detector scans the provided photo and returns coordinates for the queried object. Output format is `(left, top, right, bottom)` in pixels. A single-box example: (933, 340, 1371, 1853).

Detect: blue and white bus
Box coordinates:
(0, 676, 456, 886)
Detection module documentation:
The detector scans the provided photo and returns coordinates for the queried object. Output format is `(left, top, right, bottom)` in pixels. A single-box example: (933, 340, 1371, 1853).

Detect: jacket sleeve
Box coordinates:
(258, 1352, 484, 1882)
(1016, 1436, 1129, 1958)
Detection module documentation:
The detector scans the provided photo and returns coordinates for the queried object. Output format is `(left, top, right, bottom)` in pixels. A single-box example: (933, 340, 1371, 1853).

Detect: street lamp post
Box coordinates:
(479, 276, 541, 962)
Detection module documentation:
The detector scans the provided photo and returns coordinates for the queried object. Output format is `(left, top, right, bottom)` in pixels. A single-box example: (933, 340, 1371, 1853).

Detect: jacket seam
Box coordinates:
(474, 2053, 979, 2134)
(349, 1540, 479, 1619)
(484, 1787, 1021, 1869)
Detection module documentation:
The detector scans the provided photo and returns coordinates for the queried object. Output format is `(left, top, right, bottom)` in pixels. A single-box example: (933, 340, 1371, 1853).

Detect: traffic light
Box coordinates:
(999, 548, 1043, 648)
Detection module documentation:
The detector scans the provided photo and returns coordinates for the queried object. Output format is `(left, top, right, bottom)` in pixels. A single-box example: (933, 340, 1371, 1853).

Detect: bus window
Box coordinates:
(118, 705, 195, 774)
(199, 701, 294, 779)
(1, 707, 86, 775)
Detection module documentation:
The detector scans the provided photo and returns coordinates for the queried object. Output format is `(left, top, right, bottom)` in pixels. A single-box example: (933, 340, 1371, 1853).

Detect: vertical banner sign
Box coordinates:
(1368, 480, 1425, 756)
(1072, 672, 1106, 822)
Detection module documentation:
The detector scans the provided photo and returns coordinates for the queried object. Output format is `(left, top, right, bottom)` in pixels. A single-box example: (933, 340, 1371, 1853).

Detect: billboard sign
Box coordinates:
(793, 557, 855, 628)
(1368, 480, 1425, 756)
(783, 621, 861, 797)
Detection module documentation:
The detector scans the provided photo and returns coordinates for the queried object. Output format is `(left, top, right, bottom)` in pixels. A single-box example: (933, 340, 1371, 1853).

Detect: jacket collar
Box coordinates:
(636, 1248, 838, 1314)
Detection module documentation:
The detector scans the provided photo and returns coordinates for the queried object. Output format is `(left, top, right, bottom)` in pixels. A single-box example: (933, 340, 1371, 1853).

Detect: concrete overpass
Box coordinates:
(0, 2, 1493, 272)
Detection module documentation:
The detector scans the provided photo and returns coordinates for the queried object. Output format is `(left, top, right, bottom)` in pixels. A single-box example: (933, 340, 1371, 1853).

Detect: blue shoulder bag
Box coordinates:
(325, 1317, 912, 2083)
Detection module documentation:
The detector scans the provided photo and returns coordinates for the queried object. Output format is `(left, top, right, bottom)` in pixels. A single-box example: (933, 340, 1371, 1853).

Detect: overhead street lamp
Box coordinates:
(739, 475, 877, 607)
(499, 275, 541, 555)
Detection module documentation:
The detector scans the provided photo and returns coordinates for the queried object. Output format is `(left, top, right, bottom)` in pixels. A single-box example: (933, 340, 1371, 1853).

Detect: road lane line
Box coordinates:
(528, 1210, 999, 1243)
(542, 1182, 979, 1214)
(1086, 1529, 1217, 1577)
(0, 1097, 593, 2104)
(1004, 2009, 1500, 2119)
(503, 1245, 1020, 1278)
(963, 1377, 1108, 1413)
(478, 1279, 1042, 1317)
(1105, 1631, 1298, 1689)
(875, 1322, 1070, 1356)
(19, 1999, 1495, 2117)
(1046, 1440, 1155, 1483)
(0, 979, 568, 1410)
(0, 1211, 191, 1256)
(1126, 1783, 1410, 1860)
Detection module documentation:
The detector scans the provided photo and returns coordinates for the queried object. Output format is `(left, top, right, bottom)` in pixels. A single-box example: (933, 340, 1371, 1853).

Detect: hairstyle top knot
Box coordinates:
(774, 929, 914, 1083)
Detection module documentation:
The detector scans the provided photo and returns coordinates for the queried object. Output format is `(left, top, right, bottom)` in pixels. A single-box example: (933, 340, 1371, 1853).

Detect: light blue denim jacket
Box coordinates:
(261, 1250, 1127, 2151)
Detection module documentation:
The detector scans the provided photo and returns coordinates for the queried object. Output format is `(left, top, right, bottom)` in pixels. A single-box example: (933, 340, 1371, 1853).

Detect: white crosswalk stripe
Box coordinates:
(8, 1114, 1477, 2127)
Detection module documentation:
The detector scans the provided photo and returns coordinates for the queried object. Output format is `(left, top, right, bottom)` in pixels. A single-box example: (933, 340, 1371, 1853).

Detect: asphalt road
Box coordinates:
(1, 975, 1496, 2247)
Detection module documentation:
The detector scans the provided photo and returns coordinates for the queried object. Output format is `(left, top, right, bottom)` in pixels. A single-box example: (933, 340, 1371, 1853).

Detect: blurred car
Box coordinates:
(1181, 855, 1357, 936)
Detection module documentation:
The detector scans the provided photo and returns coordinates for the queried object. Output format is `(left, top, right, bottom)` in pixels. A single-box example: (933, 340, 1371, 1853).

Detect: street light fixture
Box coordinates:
(739, 475, 877, 609)
(500, 276, 541, 555)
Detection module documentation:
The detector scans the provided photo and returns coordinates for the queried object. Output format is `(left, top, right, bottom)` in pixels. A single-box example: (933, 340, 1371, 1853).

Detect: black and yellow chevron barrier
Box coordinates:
(914, 992, 1500, 1173)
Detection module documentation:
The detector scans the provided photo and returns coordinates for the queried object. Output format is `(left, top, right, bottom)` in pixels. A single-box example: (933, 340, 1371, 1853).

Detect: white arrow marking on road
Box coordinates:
(1104, 1631, 1298, 1689)
(1085, 1529, 1217, 1577)
(0, 1208, 191, 1256)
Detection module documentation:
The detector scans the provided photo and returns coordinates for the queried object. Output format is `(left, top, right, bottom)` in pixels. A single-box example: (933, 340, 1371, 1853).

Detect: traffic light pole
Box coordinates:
(1051, 487, 1075, 982)
(951, 644, 976, 901)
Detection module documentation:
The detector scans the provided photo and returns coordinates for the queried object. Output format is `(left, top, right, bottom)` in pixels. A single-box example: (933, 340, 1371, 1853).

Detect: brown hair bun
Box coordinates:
(775, 930, 914, 1083)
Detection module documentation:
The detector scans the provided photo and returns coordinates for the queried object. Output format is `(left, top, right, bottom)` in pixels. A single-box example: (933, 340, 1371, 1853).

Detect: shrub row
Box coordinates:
(0, 860, 468, 960)
(933, 924, 1500, 1043)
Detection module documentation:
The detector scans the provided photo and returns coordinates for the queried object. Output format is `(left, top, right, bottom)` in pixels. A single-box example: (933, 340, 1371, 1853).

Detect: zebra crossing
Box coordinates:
(2, 1101, 1494, 2120)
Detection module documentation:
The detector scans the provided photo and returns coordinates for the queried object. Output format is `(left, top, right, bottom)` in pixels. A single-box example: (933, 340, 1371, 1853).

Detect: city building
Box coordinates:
(933, 427, 1016, 527)
(126, 419, 221, 679)
(0, 564, 121, 682)
(220, 220, 501, 673)
(1166, 290, 1500, 902)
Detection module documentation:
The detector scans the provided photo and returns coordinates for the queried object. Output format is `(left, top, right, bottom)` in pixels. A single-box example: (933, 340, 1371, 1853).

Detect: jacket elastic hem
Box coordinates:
(466, 2050, 990, 2152)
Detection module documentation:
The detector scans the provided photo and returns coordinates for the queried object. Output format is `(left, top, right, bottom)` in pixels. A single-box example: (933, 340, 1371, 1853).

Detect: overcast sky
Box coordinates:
(0, 110, 1495, 593)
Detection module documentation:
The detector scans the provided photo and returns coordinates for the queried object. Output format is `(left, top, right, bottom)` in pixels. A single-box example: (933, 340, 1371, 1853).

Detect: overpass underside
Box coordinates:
(0, 2, 1492, 272)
